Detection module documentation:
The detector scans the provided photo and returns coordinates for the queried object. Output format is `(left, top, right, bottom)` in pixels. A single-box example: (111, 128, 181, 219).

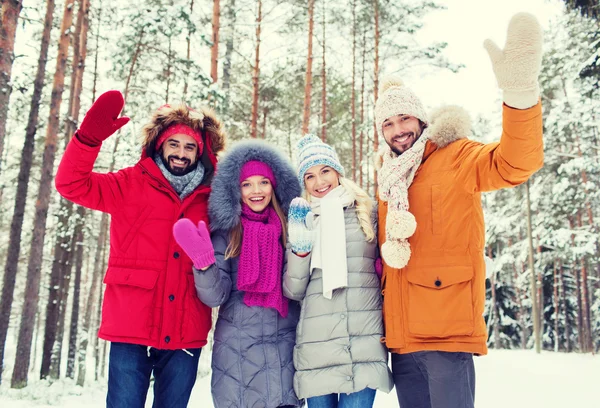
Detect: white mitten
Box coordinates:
(484, 12, 543, 109)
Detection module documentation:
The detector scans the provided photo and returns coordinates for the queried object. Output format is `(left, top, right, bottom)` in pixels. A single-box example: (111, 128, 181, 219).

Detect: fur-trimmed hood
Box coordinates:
(209, 140, 301, 232)
(375, 105, 471, 169)
(140, 103, 226, 159)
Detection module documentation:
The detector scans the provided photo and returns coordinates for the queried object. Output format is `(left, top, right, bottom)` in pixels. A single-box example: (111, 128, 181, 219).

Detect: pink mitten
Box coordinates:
(173, 219, 216, 270)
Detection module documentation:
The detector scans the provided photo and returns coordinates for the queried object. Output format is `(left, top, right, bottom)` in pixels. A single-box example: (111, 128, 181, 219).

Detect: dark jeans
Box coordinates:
(391, 351, 475, 408)
(106, 342, 201, 408)
(307, 388, 376, 408)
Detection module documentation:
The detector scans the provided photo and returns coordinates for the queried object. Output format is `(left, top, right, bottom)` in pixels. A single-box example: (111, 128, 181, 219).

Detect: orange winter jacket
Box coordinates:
(377, 103, 543, 355)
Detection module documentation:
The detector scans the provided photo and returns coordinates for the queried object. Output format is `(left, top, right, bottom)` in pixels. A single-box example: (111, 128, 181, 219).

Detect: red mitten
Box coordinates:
(173, 219, 216, 270)
(77, 90, 130, 146)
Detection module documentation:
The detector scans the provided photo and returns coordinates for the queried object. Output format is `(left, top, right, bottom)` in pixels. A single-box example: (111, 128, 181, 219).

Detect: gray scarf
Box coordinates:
(153, 153, 205, 200)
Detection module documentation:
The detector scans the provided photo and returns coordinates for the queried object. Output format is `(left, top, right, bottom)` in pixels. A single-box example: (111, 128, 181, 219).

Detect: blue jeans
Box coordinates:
(106, 342, 201, 408)
(307, 388, 376, 408)
(391, 351, 475, 408)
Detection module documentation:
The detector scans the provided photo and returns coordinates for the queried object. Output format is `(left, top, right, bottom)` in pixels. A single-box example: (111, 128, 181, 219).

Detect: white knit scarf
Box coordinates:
(310, 185, 355, 299)
(377, 130, 429, 269)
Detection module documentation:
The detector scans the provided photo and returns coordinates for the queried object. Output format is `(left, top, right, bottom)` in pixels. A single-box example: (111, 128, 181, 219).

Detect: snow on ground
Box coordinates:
(0, 349, 597, 407)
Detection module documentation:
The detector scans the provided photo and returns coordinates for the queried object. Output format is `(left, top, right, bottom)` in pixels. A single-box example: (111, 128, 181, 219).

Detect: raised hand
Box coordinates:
(173, 219, 216, 270)
(287, 197, 314, 255)
(484, 12, 543, 109)
(77, 90, 130, 146)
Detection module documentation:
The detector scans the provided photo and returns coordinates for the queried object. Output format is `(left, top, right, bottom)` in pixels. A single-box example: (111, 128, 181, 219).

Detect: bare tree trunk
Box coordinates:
(0, 0, 54, 386)
(372, 0, 379, 186)
(91, 0, 102, 102)
(301, 0, 314, 135)
(320, 0, 326, 142)
(510, 235, 527, 349)
(165, 37, 172, 103)
(183, 0, 194, 97)
(575, 267, 583, 351)
(261, 104, 267, 139)
(50, 230, 77, 380)
(66, 207, 85, 379)
(40, 0, 89, 380)
(76, 211, 108, 386)
(553, 259, 560, 352)
(560, 259, 571, 352)
(351, 0, 356, 181)
(576, 212, 592, 352)
(568, 216, 584, 352)
(0, 0, 23, 176)
(211, 0, 220, 83)
(525, 180, 540, 353)
(250, 0, 262, 138)
(222, 0, 235, 93)
(94, 232, 108, 381)
(359, 30, 365, 189)
(8, 0, 75, 387)
(536, 243, 544, 346)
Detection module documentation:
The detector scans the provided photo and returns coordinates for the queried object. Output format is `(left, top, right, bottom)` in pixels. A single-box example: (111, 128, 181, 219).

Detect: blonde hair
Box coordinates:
(224, 193, 288, 259)
(303, 176, 375, 242)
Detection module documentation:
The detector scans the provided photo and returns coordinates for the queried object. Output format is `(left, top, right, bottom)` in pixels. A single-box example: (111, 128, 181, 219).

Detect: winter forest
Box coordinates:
(0, 0, 598, 405)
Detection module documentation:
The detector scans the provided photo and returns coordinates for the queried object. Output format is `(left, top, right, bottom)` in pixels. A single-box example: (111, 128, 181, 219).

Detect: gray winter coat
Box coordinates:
(195, 231, 301, 408)
(199, 140, 303, 408)
(282, 205, 393, 399)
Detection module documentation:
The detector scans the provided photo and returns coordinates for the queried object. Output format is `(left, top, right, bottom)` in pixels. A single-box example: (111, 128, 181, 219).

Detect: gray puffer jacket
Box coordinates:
(195, 231, 301, 408)
(282, 205, 393, 399)
(199, 139, 303, 408)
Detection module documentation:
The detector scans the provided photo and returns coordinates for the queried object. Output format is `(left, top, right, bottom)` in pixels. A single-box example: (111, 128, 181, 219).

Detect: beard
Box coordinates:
(387, 132, 417, 156)
(161, 154, 198, 176)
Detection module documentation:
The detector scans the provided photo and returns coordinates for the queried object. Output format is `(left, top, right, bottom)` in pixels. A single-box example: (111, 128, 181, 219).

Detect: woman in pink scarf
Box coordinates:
(172, 140, 302, 408)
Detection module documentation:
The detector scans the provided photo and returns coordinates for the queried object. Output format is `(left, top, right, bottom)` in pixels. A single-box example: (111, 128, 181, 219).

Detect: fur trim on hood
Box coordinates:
(427, 105, 471, 148)
(374, 105, 471, 170)
(209, 140, 301, 232)
(140, 103, 226, 159)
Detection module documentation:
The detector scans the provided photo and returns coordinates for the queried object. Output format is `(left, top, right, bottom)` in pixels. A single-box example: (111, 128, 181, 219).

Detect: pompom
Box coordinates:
(379, 75, 405, 95)
(386, 209, 417, 239)
(382, 240, 411, 269)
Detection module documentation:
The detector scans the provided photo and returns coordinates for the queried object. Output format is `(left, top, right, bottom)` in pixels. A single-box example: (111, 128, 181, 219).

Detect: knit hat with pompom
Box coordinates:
(374, 76, 428, 140)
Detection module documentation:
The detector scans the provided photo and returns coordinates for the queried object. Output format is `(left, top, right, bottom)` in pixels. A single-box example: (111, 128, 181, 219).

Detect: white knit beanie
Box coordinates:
(296, 134, 345, 187)
(374, 76, 428, 140)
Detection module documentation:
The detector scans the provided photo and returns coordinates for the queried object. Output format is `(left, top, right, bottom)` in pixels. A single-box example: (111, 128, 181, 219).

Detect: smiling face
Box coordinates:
(160, 133, 199, 175)
(240, 175, 274, 212)
(304, 165, 340, 198)
(382, 114, 423, 155)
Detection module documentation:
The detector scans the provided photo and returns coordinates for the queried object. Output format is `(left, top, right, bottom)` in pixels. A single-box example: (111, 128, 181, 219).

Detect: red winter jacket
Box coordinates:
(55, 137, 215, 349)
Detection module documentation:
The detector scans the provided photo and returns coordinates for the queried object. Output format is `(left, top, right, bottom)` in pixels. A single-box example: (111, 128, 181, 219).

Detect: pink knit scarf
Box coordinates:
(238, 204, 288, 317)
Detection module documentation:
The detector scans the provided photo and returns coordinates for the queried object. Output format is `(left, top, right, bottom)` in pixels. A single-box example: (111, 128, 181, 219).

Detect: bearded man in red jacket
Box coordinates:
(55, 91, 226, 408)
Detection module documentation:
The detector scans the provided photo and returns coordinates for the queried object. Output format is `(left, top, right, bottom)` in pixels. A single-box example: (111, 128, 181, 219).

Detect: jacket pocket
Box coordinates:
(180, 275, 210, 343)
(101, 267, 159, 339)
(406, 265, 474, 338)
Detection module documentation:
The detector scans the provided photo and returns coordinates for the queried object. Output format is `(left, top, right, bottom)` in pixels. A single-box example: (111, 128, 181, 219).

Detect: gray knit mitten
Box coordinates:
(484, 12, 543, 109)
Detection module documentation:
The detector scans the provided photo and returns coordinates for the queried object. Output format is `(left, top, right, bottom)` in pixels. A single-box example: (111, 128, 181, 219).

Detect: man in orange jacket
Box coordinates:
(375, 13, 544, 408)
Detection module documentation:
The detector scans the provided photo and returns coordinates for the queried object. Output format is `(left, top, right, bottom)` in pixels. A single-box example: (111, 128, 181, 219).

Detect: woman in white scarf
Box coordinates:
(282, 134, 392, 407)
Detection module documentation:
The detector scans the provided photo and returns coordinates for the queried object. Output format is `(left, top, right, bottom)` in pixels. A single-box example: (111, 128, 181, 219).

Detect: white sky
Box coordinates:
(409, 0, 565, 119)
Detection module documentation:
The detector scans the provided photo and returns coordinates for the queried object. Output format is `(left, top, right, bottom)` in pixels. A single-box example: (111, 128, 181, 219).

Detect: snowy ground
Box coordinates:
(0, 349, 597, 407)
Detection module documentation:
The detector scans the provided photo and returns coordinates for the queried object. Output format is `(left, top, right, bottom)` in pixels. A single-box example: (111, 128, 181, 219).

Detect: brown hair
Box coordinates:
(224, 193, 288, 259)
